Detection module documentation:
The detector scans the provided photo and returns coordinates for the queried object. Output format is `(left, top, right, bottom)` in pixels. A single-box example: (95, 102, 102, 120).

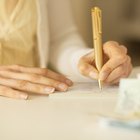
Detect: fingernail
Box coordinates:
(58, 83, 68, 91)
(44, 87, 55, 94)
(65, 79, 73, 86)
(99, 72, 108, 81)
(20, 94, 28, 100)
(89, 71, 98, 79)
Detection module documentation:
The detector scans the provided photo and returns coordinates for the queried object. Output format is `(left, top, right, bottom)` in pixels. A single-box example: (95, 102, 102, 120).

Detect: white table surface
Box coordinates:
(0, 67, 140, 140)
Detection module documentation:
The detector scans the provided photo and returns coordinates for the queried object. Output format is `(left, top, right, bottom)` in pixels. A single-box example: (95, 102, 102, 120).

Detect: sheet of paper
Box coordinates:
(116, 79, 140, 116)
(98, 114, 140, 130)
(49, 82, 119, 98)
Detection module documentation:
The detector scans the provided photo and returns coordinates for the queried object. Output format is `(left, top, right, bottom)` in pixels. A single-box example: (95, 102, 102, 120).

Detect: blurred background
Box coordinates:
(71, 0, 140, 66)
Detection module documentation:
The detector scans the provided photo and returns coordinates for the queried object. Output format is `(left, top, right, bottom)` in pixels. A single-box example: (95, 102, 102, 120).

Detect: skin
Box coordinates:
(0, 65, 73, 99)
(78, 41, 133, 85)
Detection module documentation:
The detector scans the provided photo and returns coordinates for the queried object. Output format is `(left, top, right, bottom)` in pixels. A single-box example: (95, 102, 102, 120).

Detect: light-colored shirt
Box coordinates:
(47, 0, 93, 81)
(0, 0, 93, 82)
(0, 0, 38, 66)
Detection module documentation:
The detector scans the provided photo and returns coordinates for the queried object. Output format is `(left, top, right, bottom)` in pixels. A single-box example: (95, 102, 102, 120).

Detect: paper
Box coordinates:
(98, 114, 140, 130)
(116, 79, 140, 117)
(49, 82, 119, 98)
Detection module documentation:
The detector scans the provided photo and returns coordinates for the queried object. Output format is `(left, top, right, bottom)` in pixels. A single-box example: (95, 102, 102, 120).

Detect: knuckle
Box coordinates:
(12, 64, 20, 68)
(116, 55, 127, 62)
(48, 79, 58, 86)
(11, 64, 21, 71)
(104, 41, 119, 48)
(120, 71, 128, 78)
(122, 72, 128, 77)
(29, 74, 41, 81)
(18, 80, 28, 89)
(39, 68, 48, 76)
(55, 75, 65, 81)
(118, 66, 124, 74)
(9, 90, 19, 98)
(0, 86, 9, 93)
(0, 86, 15, 97)
(54, 81, 61, 87)
(103, 66, 112, 74)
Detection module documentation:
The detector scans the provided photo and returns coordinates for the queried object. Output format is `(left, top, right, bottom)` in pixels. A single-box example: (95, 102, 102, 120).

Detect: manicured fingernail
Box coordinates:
(45, 87, 55, 93)
(20, 94, 28, 100)
(99, 72, 108, 81)
(65, 79, 73, 86)
(89, 71, 98, 79)
(58, 83, 68, 91)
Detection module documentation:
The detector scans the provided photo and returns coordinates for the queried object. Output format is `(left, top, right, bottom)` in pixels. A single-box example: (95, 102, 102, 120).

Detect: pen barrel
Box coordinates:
(94, 35, 103, 71)
(91, 7, 103, 72)
(92, 7, 103, 90)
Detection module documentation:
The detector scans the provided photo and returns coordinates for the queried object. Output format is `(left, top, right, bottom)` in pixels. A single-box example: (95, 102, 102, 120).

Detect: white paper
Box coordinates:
(49, 82, 119, 98)
(116, 79, 140, 116)
(99, 114, 140, 130)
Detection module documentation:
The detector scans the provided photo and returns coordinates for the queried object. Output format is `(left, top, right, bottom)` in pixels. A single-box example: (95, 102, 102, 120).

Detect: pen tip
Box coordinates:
(98, 80, 103, 91)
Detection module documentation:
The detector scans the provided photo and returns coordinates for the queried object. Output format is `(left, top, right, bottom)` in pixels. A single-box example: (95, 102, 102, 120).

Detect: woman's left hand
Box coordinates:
(78, 41, 133, 85)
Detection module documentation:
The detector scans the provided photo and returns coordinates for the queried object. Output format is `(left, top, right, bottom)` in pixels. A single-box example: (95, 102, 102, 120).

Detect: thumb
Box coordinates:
(78, 61, 99, 80)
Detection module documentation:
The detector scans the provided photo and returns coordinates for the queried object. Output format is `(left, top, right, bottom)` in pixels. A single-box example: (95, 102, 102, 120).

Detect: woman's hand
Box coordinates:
(0, 65, 73, 100)
(78, 41, 133, 85)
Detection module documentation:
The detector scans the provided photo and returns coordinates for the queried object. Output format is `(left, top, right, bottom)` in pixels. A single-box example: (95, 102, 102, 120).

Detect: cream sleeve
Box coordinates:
(48, 0, 94, 82)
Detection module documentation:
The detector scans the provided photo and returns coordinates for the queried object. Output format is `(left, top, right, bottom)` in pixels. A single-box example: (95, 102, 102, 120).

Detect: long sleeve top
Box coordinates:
(0, 0, 93, 82)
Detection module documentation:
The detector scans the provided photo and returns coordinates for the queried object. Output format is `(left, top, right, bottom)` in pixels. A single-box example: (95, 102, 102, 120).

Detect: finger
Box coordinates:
(78, 51, 99, 80)
(0, 65, 73, 86)
(0, 70, 68, 92)
(125, 56, 133, 77)
(109, 75, 127, 85)
(0, 85, 28, 100)
(37, 69, 73, 86)
(127, 63, 133, 77)
(105, 56, 132, 85)
(114, 56, 132, 79)
(120, 45, 128, 54)
(107, 77, 120, 85)
(104, 55, 132, 83)
(103, 41, 127, 58)
(105, 63, 126, 83)
(0, 77, 55, 95)
(105, 67, 132, 85)
(78, 61, 99, 80)
(100, 41, 129, 81)
(99, 55, 128, 81)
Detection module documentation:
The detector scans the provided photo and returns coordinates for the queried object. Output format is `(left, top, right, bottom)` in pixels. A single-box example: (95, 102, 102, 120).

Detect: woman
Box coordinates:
(0, 0, 132, 99)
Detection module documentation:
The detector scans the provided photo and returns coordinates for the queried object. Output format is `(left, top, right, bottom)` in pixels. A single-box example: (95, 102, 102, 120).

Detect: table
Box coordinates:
(0, 67, 140, 140)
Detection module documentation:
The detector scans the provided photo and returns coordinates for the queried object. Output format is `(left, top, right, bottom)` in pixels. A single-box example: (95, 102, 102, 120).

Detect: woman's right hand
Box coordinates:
(0, 65, 73, 100)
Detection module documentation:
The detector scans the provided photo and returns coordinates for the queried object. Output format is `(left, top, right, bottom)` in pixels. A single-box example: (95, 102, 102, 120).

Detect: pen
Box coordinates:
(91, 7, 103, 90)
